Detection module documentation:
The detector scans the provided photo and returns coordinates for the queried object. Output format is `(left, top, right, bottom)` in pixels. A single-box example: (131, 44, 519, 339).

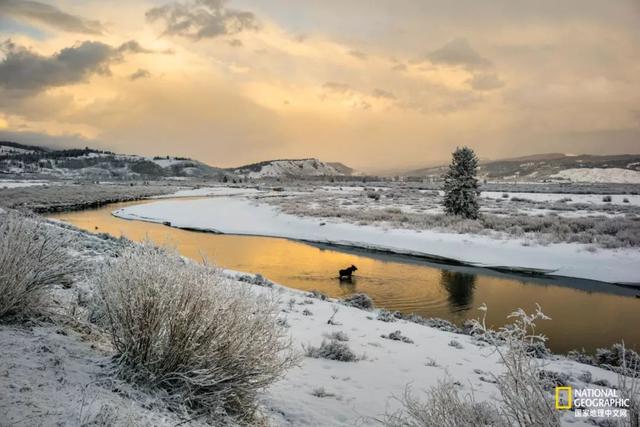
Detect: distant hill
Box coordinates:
(404, 153, 640, 183)
(0, 141, 228, 180)
(227, 158, 360, 179)
(0, 141, 48, 154)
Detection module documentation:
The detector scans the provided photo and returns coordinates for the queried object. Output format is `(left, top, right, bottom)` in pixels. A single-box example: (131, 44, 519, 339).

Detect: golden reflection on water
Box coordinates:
(49, 199, 640, 353)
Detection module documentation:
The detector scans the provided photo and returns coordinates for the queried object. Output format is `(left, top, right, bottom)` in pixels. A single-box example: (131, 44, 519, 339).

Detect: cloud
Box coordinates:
(146, 0, 259, 40)
(466, 72, 505, 91)
(348, 49, 367, 60)
(391, 63, 407, 72)
(0, 0, 104, 34)
(427, 38, 491, 69)
(129, 69, 151, 81)
(0, 129, 100, 150)
(322, 81, 351, 94)
(0, 40, 151, 93)
(372, 88, 396, 99)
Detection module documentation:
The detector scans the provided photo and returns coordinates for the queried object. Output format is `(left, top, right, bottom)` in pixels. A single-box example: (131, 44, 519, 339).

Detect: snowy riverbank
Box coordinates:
(113, 194, 640, 284)
(1, 209, 635, 426)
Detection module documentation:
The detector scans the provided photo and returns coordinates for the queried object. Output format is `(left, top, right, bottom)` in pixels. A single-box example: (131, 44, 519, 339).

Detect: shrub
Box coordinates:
(305, 340, 358, 362)
(623, 198, 630, 203)
(448, 340, 463, 349)
(611, 343, 640, 425)
(384, 381, 507, 427)
(96, 242, 296, 422)
(603, 195, 612, 202)
(367, 191, 381, 201)
(595, 343, 640, 375)
(382, 330, 414, 344)
(0, 214, 81, 320)
(388, 305, 561, 427)
(469, 304, 560, 426)
(326, 331, 349, 342)
(342, 293, 375, 310)
(377, 310, 398, 322)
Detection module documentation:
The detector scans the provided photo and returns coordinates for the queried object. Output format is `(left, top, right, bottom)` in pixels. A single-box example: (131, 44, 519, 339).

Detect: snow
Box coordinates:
(149, 158, 187, 168)
(0, 213, 627, 427)
(257, 282, 612, 426)
(0, 179, 50, 189)
(482, 191, 640, 206)
(157, 186, 260, 198)
(0, 145, 33, 155)
(0, 324, 205, 426)
(235, 159, 344, 179)
(114, 196, 640, 284)
(552, 168, 640, 184)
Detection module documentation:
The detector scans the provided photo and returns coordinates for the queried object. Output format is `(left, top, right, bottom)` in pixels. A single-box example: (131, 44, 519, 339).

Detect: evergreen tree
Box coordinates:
(442, 146, 480, 219)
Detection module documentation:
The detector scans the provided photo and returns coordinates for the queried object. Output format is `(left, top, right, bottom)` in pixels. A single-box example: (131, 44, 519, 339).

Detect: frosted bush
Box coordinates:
(388, 305, 561, 427)
(384, 381, 507, 427)
(382, 330, 414, 344)
(448, 340, 463, 349)
(96, 242, 297, 422)
(611, 343, 640, 426)
(305, 340, 359, 362)
(469, 304, 560, 426)
(0, 213, 81, 320)
(326, 331, 349, 342)
(377, 310, 398, 323)
(342, 293, 375, 310)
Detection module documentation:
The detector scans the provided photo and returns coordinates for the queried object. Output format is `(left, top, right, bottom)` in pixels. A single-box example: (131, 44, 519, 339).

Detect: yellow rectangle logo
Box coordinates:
(555, 386, 572, 410)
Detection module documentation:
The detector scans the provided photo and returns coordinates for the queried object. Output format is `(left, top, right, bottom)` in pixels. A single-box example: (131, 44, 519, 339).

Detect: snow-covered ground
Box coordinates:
(114, 195, 640, 283)
(0, 179, 51, 189)
(154, 186, 260, 198)
(481, 191, 640, 206)
(1, 207, 635, 426)
(553, 168, 640, 184)
(256, 281, 614, 426)
(233, 159, 346, 179)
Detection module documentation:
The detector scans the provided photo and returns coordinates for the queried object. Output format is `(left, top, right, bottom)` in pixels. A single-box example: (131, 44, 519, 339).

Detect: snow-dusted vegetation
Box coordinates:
(0, 214, 82, 320)
(114, 182, 640, 283)
(0, 182, 178, 212)
(1, 207, 639, 426)
(96, 242, 297, 423)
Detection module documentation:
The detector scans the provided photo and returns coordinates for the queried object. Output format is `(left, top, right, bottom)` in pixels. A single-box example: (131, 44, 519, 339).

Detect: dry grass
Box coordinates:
(0, 213, 82, 321)
(96, 242, 297, 423)
(384, 305, 561, 427)
(384, 381, 508, 427)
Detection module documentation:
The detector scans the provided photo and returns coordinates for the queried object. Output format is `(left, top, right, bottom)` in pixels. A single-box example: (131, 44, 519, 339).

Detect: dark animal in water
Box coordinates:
(339, 265, 358, 280)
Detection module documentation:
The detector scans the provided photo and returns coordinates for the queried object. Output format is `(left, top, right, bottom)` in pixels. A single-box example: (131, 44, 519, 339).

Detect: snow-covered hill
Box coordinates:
(228, 158, 359, 179)
(404, 153, 640, 182)
(0, 142, 227, 180)
(552, 168, 640, 184)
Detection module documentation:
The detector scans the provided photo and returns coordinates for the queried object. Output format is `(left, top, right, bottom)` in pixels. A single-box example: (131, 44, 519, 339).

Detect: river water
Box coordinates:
(49, 198, 640, 353)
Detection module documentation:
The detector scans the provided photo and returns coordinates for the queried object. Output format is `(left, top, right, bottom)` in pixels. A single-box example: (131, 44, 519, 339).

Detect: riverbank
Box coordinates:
(3, 183, 640, 425)
(0, 182, 180, 213)
(113, 190, 640, 284)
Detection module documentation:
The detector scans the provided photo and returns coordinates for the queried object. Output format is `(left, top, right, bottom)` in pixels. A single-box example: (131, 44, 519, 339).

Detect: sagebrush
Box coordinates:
(96, 242, 297, 423)
(384, 305, 561, 427)
(0, 213, 81, 320)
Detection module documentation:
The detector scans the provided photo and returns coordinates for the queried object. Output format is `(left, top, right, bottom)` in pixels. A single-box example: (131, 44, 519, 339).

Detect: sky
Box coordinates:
(0, 0, 639, 172)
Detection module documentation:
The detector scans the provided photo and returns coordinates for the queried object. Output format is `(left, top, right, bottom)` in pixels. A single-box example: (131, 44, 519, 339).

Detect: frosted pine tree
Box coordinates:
(442, 147, 480, 219)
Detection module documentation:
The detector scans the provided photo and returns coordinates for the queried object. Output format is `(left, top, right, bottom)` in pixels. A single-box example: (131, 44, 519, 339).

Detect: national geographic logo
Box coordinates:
(555, 386, 572, 410)
(555, 386, 632, 420)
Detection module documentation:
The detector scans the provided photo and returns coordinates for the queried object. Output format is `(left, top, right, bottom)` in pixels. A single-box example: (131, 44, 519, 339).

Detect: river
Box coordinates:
(49, 198, 640, 353)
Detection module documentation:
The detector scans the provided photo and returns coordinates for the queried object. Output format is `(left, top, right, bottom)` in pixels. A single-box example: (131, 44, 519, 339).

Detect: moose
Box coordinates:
(338, 265, 358, 281)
